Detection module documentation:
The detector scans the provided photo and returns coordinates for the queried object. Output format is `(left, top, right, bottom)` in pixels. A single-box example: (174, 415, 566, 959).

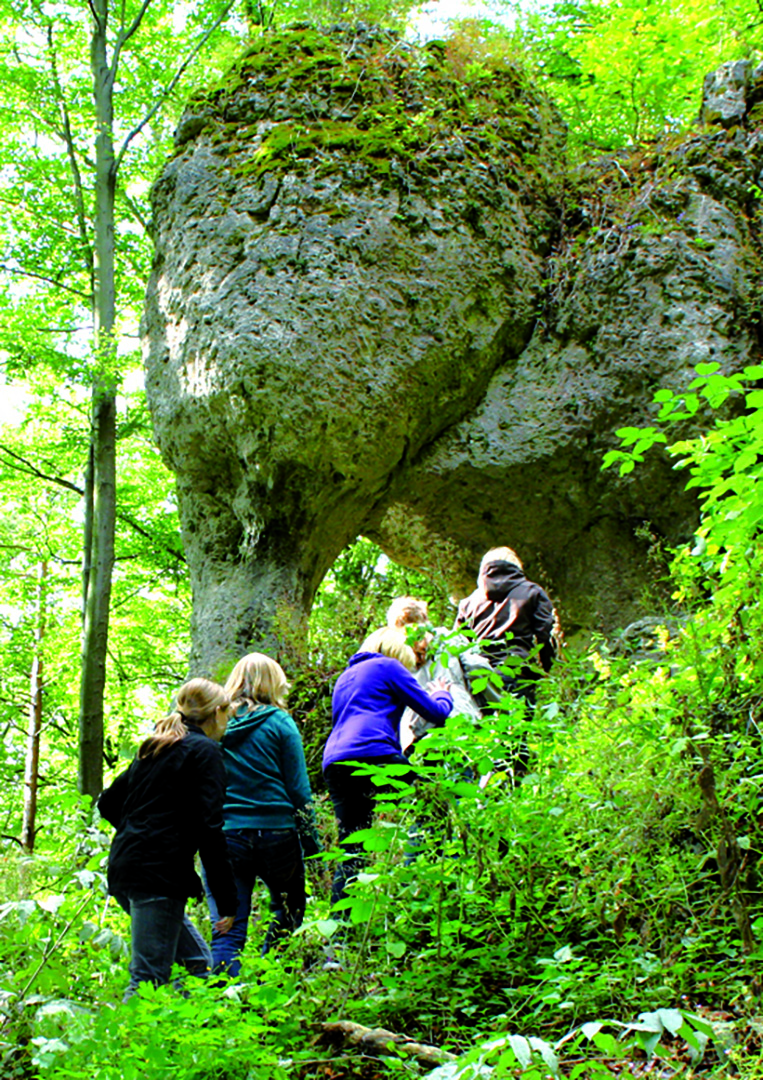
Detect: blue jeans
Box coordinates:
(116, 891, 211, 1000)
(203, 828, 305, 976)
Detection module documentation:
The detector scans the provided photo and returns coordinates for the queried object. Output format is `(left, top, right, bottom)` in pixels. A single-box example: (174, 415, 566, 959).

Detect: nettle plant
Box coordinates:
(603, 360, 763, 680)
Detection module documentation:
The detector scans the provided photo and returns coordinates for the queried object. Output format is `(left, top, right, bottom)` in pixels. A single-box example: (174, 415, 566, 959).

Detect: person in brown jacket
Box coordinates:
(455, 546, 557, 710)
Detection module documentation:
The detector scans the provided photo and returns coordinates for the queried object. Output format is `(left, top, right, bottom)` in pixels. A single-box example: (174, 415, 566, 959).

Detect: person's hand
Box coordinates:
(216, 915, 235, 934)
(301, 838, 323, 859)
(427, 676, 451, 694)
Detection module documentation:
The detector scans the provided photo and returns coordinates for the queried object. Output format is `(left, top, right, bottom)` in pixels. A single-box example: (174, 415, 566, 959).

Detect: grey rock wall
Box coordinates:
(142, 28, 763, 673)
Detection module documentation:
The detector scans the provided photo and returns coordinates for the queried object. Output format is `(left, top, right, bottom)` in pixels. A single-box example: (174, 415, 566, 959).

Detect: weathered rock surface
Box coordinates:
(700, 60, 753, 128)
(142, 28, 763, 673)
(371, 129, 763, 631)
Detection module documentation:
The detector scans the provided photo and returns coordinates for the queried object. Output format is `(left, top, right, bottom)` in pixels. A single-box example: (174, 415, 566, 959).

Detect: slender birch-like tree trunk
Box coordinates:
(21, 560, 47, 853)
(78, 0, 117, 799)
(37, 0, 236, 798)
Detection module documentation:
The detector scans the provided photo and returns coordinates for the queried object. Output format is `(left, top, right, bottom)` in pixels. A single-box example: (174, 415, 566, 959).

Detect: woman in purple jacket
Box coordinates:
(323, 627, 452, 907)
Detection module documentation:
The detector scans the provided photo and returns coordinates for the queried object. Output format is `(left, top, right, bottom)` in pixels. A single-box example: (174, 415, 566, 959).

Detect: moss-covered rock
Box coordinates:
(142, 32, 763, 671)
(143, 23, 564, 672)
(178, 24, 560, 193)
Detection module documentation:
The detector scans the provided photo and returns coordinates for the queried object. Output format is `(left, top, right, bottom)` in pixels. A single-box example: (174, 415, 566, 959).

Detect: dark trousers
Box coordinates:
(203, 828, 305, 976)
(324, 758, 415, 908)
(115, 891, 211, 1000)
(469, 664, 540, 777)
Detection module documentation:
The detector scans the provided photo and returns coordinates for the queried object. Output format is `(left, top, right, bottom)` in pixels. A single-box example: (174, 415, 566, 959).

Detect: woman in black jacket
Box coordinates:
(98, 679, 237, 999)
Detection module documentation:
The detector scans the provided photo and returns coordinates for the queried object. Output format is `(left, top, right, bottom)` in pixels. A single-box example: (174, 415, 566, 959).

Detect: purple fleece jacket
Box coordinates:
(322, 652, 453, 770)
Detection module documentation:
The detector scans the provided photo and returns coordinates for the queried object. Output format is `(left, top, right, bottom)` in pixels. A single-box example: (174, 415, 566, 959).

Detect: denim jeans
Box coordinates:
(324, 758, 416, 908)
(203, 828, 305, 976)
(115, 891, 211, 1000)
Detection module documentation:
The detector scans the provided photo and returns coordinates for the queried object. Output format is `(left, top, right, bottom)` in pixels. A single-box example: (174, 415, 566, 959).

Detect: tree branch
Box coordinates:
(113, 513, 186, 562)
(17, 324, 90, 335)
(5, 104, 67, 143)
(0, 444, 84, 496)
(111, 562, 186, 610)
(46, 21, 95, 307)
(115, 0, 236, 172)
(116, 184, 149, 234)
(0, 195, 81, 239)
(111, 0, 154, 75)
(0, 264, 89, 299)
(0, 445, 186, 565)
(319, 1021, 455, 1068)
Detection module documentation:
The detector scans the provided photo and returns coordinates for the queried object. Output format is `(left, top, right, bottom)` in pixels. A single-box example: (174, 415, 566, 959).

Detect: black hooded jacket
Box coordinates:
(455, 560, 556, 672)
(98, 726, 238, 915)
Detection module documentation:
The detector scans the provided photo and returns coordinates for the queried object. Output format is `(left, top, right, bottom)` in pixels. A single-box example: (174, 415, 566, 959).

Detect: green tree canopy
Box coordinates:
(457, 0, 762, 150)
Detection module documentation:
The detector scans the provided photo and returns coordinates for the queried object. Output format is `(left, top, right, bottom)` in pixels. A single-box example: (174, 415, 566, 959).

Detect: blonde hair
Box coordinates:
(225, 652, 289, 713)
(360, 627, 416, 671)
(386, 596, 429, 629)
(139, 678, 229, 759)
(480, 546, 523, 575)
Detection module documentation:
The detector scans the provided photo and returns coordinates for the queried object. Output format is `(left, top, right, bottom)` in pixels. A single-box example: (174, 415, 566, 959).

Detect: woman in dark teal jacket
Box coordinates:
(204, 653, 321, 975)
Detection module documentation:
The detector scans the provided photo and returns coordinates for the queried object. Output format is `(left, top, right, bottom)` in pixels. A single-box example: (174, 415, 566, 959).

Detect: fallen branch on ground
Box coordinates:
(319, 1020, 456, 1067)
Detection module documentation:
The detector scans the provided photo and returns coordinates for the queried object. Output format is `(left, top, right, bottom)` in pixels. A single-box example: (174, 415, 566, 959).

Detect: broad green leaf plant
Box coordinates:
(604, 360, 763, 696)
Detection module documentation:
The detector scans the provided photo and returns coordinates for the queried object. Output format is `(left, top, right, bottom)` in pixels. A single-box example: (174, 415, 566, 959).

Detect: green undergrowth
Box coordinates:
(3, 655, 761, 1078)
(4, 364, 763, 1076)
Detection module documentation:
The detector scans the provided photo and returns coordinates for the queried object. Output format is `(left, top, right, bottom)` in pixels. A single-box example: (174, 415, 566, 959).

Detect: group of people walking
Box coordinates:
(99, 546, 556, 998)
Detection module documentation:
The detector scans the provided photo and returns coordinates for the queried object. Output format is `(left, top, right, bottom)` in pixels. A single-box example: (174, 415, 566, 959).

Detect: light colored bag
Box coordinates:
(399, 633, 483, 752)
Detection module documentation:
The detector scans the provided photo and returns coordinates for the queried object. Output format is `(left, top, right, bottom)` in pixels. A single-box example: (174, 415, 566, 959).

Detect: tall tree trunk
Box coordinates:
(81, 440, 94, 617)
(21, 561, 47, 853)
(73, 0, 232, 796)
(79, 0, 117, 800)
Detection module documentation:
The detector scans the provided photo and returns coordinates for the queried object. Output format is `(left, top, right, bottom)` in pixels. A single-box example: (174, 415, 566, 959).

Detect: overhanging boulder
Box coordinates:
(142, 31, 763, 672)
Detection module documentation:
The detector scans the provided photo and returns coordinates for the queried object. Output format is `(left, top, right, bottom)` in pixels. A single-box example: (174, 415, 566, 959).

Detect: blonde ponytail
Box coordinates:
(138, 678, 230, 759)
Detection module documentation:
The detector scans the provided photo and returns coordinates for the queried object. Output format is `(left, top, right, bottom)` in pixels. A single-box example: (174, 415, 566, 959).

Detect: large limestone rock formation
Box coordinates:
(142, 28, 763, 674)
